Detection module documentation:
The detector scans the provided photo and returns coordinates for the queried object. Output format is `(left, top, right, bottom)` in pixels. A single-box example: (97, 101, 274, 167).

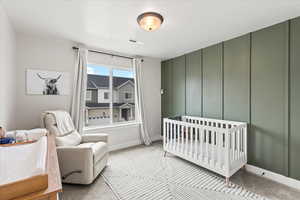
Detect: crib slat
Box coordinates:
(225, 130, 230, 174)
(237, 129, 240, 160)
(163, 120, 166, 149)
(181, 125, 184, 154)
(189, 127, 193, 157)
(177, 125, 182, 153)
(176, 124, 179, 152)
(211, 131, 215, 167)
(185, 126, 189, 156)
(218, 131, 222, 169)
(205, 130, 208, 164)
(169, 122, 172, 150)
(199, 128, 203, 161)
(194, 128, 198, 160)
(171, 122, 175, 151)
(175, 124, 178, 152)
(232, 130, 235, 162)
(166, 122, 169, 150)
(245, 127, 247, 161)
(243, 128, 245, 160)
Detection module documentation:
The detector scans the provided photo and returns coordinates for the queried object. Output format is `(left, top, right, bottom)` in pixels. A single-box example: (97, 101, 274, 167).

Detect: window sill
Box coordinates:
(84, 121, 141, 131)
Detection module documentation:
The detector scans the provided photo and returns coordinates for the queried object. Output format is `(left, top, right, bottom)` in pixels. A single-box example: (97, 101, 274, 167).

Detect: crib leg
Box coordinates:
(243, 165, 246, 171)
(225, 177, 230, 187)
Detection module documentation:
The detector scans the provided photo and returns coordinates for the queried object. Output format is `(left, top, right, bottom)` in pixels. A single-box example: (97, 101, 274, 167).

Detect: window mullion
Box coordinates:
(109, 68, 113, 124)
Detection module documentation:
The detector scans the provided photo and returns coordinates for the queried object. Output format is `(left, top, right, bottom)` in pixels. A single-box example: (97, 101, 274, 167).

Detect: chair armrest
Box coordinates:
(56, 146, 94, 182)
(82, 134, 108, 143)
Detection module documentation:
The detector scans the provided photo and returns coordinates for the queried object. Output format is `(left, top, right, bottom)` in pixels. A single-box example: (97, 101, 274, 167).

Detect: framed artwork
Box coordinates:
(26, 69, 71, 95)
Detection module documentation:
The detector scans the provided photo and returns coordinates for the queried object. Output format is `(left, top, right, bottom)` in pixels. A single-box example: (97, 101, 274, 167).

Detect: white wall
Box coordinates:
(15, 33, 76, 129)
(0, 3, 17, 130)
(15, 33, 162, 149)
(85, 123, 141, 151)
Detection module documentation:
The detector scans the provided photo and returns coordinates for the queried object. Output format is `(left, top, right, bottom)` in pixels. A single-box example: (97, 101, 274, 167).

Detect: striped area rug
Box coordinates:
(102, 145, 267, 200)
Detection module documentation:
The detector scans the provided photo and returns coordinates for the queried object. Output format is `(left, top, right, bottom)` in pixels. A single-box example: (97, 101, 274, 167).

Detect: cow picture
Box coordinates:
(37, 73, 62, 95)
(26, 69, 70, 95)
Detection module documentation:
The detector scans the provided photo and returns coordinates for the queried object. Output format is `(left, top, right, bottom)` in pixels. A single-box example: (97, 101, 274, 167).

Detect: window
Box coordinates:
(85, 64, 135, 127)
(86, 90, 92, 101)
(125, 92, 132, 99)
(104, 92, 109, 99)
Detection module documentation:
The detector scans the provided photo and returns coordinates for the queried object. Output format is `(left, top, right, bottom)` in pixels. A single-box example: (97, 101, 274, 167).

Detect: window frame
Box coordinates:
(86, 62, 137, 128)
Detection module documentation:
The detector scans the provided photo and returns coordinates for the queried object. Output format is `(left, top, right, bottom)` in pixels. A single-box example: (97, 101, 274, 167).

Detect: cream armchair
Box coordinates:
(43, 113, 109, 185)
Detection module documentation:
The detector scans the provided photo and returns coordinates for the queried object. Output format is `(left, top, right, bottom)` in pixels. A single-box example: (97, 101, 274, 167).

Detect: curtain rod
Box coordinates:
(72, 46, 135, 60)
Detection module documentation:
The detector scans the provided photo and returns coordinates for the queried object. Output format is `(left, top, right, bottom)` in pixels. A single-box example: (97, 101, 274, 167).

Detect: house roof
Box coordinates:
(87, 74, 134, 89)
(86, 102, 135, 108)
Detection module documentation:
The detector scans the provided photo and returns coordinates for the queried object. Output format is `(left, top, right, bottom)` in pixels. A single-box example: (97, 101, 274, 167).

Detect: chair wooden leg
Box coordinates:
(163, 151, 167, 157)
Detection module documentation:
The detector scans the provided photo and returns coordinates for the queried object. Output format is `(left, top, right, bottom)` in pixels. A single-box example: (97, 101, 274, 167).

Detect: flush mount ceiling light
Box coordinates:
(137, 12, 164, 31)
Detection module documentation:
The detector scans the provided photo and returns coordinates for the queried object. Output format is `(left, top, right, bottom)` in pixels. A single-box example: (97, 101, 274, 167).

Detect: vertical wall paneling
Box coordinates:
(161, 60, 173, 117)
(290, 17, 300, 180)
(221, 42, 224, 119)
(201, 50, 204, 117)
(185, 50, 202, 116)
(284, 21, 290, 176)
(172, 56, 186, 116)
(251, 22, 289, 175)
(160, 17, 300, 181)
(202, 44, 223, 118)
(161, 61, 167, 118)
(223, 34, 251, 122)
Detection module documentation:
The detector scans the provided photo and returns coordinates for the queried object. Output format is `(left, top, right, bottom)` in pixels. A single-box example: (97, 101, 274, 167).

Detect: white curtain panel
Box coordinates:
(71, 47, 88, 134)
(133, 58, 152, 145)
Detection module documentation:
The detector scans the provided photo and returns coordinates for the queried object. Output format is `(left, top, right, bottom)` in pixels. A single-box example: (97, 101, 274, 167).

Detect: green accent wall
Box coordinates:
(251, 22, 288, 175)
(186, 50, 202, 116)
(290, 17, 300, 180)
(202, 44, 223, 118)
(161, 60, 173, 117)
(172, 56, 186, 116)
(223, 34, 250, 123)
(161, 17, 300, 180)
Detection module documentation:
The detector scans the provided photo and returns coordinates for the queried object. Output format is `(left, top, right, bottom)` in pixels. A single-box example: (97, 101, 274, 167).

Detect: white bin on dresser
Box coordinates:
(163, 116, 247, 185)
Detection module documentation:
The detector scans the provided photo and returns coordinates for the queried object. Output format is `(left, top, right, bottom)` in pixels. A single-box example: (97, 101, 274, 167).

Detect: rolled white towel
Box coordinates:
(6, 129, 48, 142)
(25, 128, 48, 141)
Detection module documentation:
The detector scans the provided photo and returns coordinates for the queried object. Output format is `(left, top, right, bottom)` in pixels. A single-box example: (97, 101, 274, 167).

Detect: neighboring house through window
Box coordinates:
(86, 90, 92, 101)
(85, 64, 136, 127)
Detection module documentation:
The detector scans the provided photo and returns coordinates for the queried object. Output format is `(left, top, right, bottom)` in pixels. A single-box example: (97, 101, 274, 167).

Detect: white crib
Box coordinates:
(163, 116, 247, 185)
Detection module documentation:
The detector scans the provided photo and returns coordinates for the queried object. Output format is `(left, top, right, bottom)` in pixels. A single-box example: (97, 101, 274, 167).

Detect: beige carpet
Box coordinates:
(102, 144, 266, 200)
(62, 142, 300, 200)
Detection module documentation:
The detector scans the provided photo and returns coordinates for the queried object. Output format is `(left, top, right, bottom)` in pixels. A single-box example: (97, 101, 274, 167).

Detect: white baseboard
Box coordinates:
(245, 164, 300, 190)
(109, 135, 162, 152)
(109, 140, 142, 151)
(151, 134, 162, 142)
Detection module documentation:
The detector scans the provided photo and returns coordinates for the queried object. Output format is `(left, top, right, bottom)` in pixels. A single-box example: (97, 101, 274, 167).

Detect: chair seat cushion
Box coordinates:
(78, 142, 108, 163)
